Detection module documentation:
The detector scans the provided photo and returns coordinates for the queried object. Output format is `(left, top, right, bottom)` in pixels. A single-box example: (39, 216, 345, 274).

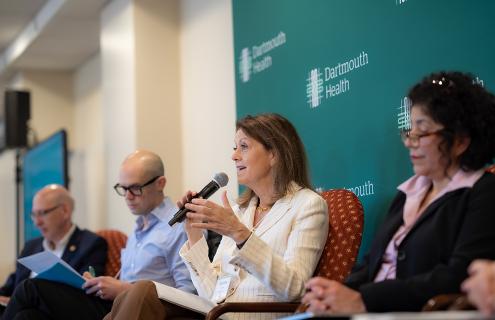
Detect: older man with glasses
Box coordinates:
(3, 150, 195, 320)
(0, 184, 107, 316)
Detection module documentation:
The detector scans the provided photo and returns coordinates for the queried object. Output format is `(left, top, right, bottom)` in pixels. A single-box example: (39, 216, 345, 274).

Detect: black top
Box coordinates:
(346, 172, 495, 311)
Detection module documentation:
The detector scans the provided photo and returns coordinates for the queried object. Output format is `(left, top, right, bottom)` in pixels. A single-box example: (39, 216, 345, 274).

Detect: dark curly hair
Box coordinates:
(407, 71, 495, 172)
(235, 113, 312, 208)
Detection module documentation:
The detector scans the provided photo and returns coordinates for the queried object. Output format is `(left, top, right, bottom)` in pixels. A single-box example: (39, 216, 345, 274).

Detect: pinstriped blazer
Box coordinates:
(179, 184, 328, 319)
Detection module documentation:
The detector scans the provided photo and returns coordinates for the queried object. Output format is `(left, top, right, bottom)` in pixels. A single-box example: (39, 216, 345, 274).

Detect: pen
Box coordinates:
(88, 266, 96, 277)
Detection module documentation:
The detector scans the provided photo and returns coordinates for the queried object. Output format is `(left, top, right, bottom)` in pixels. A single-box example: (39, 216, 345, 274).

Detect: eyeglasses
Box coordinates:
(113, 176, 161, 197)
(400, 129, 445, 146)
(30, 205, 61, 219)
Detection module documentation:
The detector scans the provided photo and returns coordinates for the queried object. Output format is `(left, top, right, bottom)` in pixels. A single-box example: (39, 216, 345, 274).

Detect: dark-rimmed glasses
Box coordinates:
(113, 176, 161, 197)
(30, 205, 61, 219)
(400, 129, 445, 146)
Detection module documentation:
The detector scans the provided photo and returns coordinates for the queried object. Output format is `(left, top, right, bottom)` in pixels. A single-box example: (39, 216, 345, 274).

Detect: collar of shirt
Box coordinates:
(134, 197, 175, 240)
(42, 223, 77, 258)
(120, 196, 194, 289)
(398, 169, 484, 227)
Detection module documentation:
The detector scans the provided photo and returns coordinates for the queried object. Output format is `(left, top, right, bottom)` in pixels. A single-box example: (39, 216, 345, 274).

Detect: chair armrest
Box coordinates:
(205, 302, 300, 320)
(449, 295, 476, 311)
(422, 294, 464, 311)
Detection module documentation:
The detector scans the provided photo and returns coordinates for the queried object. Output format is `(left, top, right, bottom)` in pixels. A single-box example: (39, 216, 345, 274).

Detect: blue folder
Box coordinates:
(35, 261, 85, 289)
(18, 251, 85, 290)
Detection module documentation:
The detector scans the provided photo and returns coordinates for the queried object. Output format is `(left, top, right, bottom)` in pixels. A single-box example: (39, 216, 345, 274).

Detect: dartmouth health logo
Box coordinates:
(238, 32, 286, 83)
(239, 48, 252, 83)
(306, 68, 324, 108)
(306, 51, 369, 108)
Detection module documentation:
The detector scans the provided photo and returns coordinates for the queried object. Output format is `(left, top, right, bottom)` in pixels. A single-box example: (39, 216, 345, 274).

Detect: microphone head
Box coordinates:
(213, 172, 229, 187)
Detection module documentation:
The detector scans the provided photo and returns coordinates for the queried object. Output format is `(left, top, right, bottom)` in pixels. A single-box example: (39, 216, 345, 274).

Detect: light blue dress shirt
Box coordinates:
(120, 197, 195, 293)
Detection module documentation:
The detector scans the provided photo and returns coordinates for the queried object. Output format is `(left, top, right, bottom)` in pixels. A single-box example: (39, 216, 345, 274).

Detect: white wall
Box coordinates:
(180, 0, 238, 201)
(0, 151, 17, 280)
(134, 0, 183, 202)
(99, 0, 237, 233)
(101, 0, 137, 234)
(98, 0, 237, 232)
(72, 53, 105, 231)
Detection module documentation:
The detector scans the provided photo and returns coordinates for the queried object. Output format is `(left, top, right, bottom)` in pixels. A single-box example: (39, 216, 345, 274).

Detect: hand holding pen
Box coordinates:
(82, 265, 96, 280)
(82, 266, 129, 300)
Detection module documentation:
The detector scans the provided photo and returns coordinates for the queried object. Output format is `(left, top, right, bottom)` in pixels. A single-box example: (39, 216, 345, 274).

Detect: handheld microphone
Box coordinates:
(168, 172, 229, 226)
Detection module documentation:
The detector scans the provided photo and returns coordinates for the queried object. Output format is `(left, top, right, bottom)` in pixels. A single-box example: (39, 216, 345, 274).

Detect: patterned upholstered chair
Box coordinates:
(315, 189, 364, 282)
(204, 189, 364, 320)
(422, 163, 495, 312)
(96, 229, 128, 277)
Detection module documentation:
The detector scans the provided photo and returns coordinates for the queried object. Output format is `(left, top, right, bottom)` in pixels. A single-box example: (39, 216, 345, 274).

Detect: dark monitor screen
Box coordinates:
(21, 130, 68, 242)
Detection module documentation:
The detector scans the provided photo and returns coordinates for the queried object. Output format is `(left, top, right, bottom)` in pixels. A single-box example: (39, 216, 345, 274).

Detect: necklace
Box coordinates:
(256, 205, 270, 213)
(253, 203, 271, 229)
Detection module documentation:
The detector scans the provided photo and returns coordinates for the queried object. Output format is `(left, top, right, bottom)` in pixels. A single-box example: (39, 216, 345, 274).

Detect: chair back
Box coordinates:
(315, 189, 364, 282)
(96, 229, 128, 277)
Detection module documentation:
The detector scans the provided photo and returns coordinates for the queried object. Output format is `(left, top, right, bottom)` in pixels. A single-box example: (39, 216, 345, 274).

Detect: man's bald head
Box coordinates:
(34, 184, 74, 213)
(118, 150, 167, 215)
(122, 150, 165, 178)
(32, 184, 74, 243)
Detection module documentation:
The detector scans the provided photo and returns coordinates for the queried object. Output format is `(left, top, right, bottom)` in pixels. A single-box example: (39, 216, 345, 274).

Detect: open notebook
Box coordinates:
(153, 281, 231, 319)
(18, 251, 85, 289)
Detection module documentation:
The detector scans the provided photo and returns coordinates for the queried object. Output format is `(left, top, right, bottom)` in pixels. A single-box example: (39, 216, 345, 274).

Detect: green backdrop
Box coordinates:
(232, 0, 495, 259)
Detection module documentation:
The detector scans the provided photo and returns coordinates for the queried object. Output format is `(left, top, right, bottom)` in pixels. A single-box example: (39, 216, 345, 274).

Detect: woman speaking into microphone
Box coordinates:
(105, 113, 329, 320)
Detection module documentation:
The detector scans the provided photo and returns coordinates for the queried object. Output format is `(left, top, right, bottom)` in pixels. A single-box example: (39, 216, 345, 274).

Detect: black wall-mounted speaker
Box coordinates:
(1, 90, 31, 151)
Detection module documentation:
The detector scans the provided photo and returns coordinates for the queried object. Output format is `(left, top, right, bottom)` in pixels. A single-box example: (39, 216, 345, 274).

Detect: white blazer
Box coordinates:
(179, 184, 329, 319)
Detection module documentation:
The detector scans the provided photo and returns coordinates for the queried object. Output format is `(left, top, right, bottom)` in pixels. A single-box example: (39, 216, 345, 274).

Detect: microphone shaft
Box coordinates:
(168, 180, 220, 226)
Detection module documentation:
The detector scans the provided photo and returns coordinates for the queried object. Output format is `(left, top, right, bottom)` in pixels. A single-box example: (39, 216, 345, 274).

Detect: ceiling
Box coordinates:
(0, 0, 108, 78)
(0, 0, 47, 53)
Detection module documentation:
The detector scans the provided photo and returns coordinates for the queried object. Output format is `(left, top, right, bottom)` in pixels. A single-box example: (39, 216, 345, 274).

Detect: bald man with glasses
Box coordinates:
(3, 150, 195, 320)
(0, 184, 107, 315)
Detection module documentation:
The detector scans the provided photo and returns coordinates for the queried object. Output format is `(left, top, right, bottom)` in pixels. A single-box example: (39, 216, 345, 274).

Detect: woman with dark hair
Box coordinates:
(104, 113, 329, 319)
(302, 71, 495, 313)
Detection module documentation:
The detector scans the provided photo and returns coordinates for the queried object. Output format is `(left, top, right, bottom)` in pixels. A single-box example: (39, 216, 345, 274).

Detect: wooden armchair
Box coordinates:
(205, 189, 364, 320)
(96, 229, 128, 277)
(422, 163, 495, 312)
(422, 294, 474, 311)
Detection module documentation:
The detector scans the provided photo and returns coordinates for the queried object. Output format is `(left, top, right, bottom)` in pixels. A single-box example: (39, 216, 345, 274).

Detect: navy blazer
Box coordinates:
(0, 227, 107, 297)
(346, 172, 495, 312)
